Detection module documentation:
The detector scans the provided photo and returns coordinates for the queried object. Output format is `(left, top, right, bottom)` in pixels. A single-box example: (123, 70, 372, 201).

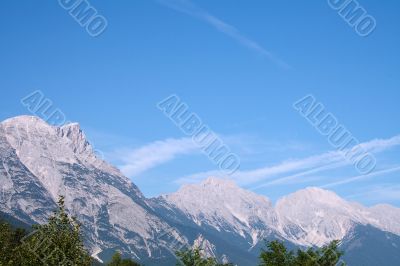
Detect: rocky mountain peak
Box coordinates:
(1, 115, 400, 265)
(201, 176, 237, 187)
(56, 122, 91, 155)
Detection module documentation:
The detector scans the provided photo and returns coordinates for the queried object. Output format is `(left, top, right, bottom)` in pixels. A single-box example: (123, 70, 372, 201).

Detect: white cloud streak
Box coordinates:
(175, 134, 400, 187)
(112, 133, 400, 189)
(157, 0, 290, 69)
(322, 165, 400, 188)
(250, 162, 347, 190)
(117, 137, 198, 177)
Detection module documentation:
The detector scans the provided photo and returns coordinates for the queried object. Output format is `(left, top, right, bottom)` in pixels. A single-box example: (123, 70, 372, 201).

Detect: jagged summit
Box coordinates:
(276, 186, 345, 207)
(1, 115, 400, 264)
(1, 115, 90, 166)
(0, 115, 122, 176)
(176, 177, 238, 192)
(57, 122, 91, 155)
(4, 115, 85, 144)
(0, 115, 177, 263)
(161, 176, 277, 245)
(201, 176, 237, 186)
(1, 115, 56, 140)
(170, 176, 271, 205)
(1, 114, 82, 130)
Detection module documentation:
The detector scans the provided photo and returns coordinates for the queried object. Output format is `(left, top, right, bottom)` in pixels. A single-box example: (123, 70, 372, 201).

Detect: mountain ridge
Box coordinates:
(1, 115, 400, 265)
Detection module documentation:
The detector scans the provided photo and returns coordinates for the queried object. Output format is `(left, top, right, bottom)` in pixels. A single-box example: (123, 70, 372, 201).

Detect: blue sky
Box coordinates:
(0, 0, 399, 206)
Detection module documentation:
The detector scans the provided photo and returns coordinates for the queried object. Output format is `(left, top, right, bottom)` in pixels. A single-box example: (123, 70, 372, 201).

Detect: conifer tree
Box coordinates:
(13, 196, 92, 265)
(259, 240, 345, 266)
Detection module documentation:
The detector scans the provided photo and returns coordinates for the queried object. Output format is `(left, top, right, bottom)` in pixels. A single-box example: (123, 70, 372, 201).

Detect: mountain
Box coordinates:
(157, 177, 278, 246)
(275, 187, 400, 247)
(1, 115, 400, 265)
(150, 177, 283, 265)
(155, 178, 400, 265)
(341, 224, 400, 266)
(0, 116, 187, 264)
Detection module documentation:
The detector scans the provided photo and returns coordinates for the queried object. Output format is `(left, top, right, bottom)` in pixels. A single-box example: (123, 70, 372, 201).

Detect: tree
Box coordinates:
(13, 196, 92, 266)
(107, 251, 141, 266)
(305, 240, 344, 266)
(259, 240, 295, 266)
(0, 219, 27, 265)
(259, 240, 345, 266)
(176, 247, 233, 266)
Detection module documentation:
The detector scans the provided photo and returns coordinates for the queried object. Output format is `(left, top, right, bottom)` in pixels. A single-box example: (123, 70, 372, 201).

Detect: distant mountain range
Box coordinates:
(1, 115, 400, 265)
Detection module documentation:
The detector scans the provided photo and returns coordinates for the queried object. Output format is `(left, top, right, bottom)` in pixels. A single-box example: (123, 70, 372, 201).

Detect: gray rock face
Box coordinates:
(0, 116, 187, 264)
(1, 115, 400, 265)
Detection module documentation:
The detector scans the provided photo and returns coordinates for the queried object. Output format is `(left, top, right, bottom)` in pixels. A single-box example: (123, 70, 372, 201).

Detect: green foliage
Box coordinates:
(1, 197, 348, 266)
(259, 240, 345, 266)
(0, 196, 92, 266)
(107, 251, 141, 266)
(175, 247, 233, 266)
(259, 240, 295, 266)
(0, 220, 27, 265)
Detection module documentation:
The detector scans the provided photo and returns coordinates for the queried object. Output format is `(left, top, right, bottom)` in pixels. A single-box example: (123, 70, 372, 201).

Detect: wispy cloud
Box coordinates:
(116, 137, 198, 177)
(112, 133, 273, 179)
(221, 134, 310, 157)
(358, 135, 400, 153)
(174, 151, 343, 186)
(250, 162, 347, 189)
(322, 165, 400, 188)
(157, 0, 290, 69)
(175, 134, 400, 187)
